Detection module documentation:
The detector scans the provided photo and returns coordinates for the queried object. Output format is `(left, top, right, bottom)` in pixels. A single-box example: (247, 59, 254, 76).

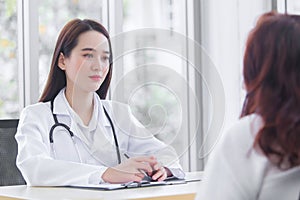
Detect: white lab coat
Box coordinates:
(15, 89, 183, 186)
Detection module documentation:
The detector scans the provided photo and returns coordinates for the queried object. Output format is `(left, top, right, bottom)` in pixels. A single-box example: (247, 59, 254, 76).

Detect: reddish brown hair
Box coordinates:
(241, 12, 300, 169)
(39, 19, 113, 102)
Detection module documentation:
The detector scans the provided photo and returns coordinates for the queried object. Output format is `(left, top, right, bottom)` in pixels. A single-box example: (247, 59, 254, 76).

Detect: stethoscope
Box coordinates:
(49, 99, 121, 164)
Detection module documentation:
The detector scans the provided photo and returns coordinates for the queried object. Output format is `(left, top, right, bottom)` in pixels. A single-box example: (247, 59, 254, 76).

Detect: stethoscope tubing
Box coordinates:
(49, 98, 121, 164)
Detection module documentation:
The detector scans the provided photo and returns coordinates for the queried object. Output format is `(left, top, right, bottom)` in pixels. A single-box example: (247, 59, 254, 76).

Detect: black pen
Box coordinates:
(123, 153, 152, 180)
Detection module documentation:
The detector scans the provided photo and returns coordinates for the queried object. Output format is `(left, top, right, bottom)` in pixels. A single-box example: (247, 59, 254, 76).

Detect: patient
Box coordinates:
(198, 12, 300, 200)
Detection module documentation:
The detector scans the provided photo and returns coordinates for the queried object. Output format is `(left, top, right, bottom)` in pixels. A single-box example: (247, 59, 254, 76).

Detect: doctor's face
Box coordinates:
(59, 30, 110, 93)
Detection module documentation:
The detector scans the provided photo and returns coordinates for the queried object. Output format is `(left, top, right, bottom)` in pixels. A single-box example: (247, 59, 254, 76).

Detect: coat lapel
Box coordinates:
(53, 89, 121, 166)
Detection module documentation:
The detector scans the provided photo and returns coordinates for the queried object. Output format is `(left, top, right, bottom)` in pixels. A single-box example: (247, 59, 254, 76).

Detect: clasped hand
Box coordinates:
(102, 156, 170, 183)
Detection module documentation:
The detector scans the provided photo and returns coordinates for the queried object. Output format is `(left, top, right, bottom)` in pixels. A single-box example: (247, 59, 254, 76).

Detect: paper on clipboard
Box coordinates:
(70, 183, 126, 190)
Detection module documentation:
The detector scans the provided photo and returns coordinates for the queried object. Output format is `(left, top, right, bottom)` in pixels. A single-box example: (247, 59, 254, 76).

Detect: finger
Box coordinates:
(133, 156, 157, 164)
(135, 173, 145, 179)
(147, 170, 154, 176)
(157, 172, 167, 181)
(128, 174, 143, 182)
(111, 166, 137, 174)
(157, 168, 167, 181)
(135, 161, 153, 173)
(148, 162, 162, 176)
(151, 168, 165, 180)
(152, 162, 162, 171)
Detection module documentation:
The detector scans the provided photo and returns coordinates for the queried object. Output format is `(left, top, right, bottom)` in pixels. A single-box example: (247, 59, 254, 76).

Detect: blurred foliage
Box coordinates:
(5, 0, 16, 17)
(0, 0, 18, 119)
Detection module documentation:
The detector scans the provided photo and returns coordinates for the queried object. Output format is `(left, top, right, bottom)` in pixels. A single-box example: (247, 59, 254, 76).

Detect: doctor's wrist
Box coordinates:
(101, 167, 114, 183)
(101, 167, 143, 184)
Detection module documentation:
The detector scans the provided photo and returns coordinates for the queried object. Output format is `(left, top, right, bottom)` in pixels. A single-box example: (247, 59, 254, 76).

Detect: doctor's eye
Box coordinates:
(83, 54, 94, 59)
(101, 56, 109, 62)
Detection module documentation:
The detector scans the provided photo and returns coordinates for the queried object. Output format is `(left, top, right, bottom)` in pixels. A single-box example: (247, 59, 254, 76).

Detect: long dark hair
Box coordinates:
(241, 12, 300, 169)
(39, 19, 113, 102)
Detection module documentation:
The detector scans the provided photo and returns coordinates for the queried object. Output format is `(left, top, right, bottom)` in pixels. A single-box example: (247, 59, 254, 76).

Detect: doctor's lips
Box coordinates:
(89, 75, 102, 81)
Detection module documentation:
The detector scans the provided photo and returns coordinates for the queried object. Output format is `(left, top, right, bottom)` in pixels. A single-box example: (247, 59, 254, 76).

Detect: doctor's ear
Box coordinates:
(58, 52, 66, 70)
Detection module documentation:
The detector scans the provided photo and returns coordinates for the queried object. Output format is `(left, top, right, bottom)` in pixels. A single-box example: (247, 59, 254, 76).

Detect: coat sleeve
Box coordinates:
(15, 105, 107, 186)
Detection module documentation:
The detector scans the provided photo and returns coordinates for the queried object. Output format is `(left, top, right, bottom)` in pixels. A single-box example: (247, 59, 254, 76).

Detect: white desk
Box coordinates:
(0, 172, 202, 200)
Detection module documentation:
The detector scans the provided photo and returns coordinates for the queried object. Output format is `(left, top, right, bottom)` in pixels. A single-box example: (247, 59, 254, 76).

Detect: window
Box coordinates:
(0, 0, 18, 119)
(108, 0, 193, 170)
(277, 0, 300, 14)
(199, 0, 272, 166)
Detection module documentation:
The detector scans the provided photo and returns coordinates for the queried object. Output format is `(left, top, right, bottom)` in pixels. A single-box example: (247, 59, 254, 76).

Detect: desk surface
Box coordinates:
(0, 172, 202, 200)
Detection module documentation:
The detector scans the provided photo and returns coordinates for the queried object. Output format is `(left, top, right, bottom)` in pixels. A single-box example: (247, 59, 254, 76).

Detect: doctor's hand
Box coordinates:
(101, 156, 157, 183)
(147, 162, 172, 182)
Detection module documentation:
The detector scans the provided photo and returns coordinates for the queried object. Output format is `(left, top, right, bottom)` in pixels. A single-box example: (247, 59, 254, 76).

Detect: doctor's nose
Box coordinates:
(92, 57, 108, 71)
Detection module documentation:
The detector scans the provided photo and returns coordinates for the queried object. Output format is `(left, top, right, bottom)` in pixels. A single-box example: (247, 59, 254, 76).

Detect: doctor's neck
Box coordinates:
(64, 87, 94, 126)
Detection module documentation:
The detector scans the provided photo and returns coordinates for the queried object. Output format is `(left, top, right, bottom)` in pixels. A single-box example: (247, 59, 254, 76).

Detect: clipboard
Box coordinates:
(69, 178, 189, 191)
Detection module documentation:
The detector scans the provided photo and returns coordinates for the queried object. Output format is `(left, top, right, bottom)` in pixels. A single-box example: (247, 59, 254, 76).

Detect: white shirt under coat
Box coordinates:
(15, 88, 184, 186)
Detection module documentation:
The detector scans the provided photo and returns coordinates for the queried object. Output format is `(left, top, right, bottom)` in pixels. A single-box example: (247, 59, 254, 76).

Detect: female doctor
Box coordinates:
(15, 19, 184, 186)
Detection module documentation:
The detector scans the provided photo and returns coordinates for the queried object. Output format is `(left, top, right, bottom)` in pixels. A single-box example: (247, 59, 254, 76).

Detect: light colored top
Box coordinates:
(15, 88, 184, 186)
(197, 114, 300, 200)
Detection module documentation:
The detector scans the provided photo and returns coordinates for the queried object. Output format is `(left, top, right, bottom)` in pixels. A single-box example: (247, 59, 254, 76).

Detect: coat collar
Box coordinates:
(52, 88, 69, 116)
(52, 88, 111, 127)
